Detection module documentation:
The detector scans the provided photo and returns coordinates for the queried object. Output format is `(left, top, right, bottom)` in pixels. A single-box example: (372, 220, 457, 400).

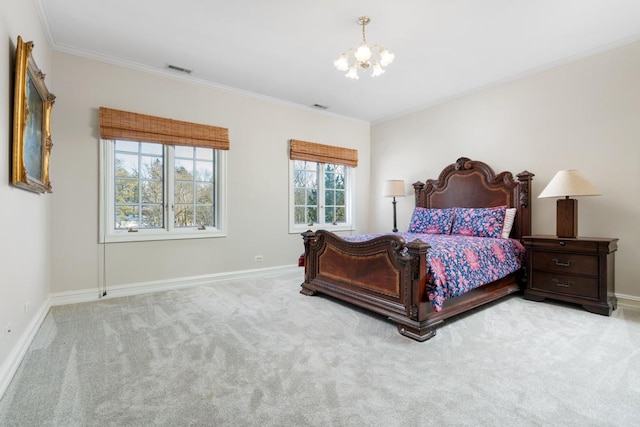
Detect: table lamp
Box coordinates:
(382, 180, 405, 232)
(538, 169, 601, 238)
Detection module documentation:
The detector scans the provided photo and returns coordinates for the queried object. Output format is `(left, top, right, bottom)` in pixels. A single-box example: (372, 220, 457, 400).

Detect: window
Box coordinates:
(99, 107, 229, 242)
(101, 140, 226, 242)
(289, 139, 357, 233)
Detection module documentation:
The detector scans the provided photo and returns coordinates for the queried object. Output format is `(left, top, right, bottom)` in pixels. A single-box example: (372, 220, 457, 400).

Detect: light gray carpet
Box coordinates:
(1, 270, 639, 426)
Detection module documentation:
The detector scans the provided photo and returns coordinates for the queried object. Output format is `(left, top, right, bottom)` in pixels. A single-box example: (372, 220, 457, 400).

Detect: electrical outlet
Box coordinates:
(254, 255, 264, 262)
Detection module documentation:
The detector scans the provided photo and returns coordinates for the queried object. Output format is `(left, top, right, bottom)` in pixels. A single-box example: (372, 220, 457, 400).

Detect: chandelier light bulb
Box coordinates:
(354, 44, 372, 62)
(346, 64, 359, 79)
(334, 16, 394, 79)
(379, 49, 395, 66)
(334, 54, 349, 71)
(371, 62, 385, 77)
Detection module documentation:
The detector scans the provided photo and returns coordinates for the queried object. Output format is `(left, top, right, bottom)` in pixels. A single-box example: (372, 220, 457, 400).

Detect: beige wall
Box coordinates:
(49, 53, 370, 293)
(0, 0, 52, 382)
(371, 40, 640, 298)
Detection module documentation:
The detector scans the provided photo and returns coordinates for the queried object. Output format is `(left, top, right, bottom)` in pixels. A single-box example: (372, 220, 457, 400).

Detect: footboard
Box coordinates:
(301, 230, 436, 340)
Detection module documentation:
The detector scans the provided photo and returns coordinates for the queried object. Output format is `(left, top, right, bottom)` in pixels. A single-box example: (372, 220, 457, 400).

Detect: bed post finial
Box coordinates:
(455, 157, 472, 170)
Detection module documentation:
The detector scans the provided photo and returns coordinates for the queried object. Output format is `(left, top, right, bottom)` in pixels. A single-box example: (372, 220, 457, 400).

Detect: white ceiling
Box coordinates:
(36, 0, 640, 123)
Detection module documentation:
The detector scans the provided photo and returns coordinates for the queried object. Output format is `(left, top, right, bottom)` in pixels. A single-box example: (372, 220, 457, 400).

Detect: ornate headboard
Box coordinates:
(412, 157, 534, 240)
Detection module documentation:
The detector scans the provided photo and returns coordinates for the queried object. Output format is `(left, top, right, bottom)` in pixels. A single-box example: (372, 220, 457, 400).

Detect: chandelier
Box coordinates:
(334, 16, 395, 79)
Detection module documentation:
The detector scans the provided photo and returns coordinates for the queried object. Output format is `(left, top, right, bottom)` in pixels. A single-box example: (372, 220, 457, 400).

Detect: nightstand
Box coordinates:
(522, 235, 618, 315)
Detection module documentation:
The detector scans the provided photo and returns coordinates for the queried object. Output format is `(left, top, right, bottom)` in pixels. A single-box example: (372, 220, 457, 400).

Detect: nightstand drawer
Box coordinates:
(531, 271, 599, 299)
(531, 251, 598, 276)
(525, 238, 600, 253)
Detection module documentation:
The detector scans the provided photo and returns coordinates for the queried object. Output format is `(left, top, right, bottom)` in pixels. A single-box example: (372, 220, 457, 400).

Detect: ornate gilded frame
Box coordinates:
(11, 36, 55, 193)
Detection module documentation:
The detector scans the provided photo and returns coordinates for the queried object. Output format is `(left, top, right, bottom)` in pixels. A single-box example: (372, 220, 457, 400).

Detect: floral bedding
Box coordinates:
(343, 233, 526, 312)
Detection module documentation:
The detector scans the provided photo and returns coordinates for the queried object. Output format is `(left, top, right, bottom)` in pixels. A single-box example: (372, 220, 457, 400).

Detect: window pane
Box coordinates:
(141, 142, 162, 155)
(175, 181, 194, 204)
(307, 207, 317, 223)
(325, 170, 335, 189)
(195, 206, 214, 226)
(174, 146, 194, 159)
(141, 205, 163, 228)
(293, 170, 306, 188)
(336, 207, 345, 223)
(336, 190, 345, 205)
(115, 140, 139, 153)
(305, 171, 317, 188)
(115, 205, 139, 229)
(175, 158, 194, 179)
(115, 153, 139, 178)
(294, 207, 306, 224)
(115, 178, 139, 203)
(174, 205, 194, 227)
(195, 147, 213, 160)
(306, 189, 317, 205)
(294, 188, 305, 205)
(195, 161, 213, 182)
(196, 183, 213, 204)
(140, 156, 163, 180)
(325, 207, 335, 224)
(325, 190, 335, 206)
(141, 179, 163, 204)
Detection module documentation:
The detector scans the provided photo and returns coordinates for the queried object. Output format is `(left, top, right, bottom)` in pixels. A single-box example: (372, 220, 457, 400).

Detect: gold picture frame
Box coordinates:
(11, 36, 55, 193)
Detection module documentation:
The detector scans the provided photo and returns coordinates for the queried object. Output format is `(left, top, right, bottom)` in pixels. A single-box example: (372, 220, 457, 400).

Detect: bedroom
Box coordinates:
(1, 0, 639, 423)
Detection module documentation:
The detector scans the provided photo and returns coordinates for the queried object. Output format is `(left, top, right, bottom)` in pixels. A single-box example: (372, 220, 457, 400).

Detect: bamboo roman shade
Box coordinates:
(99, 107, 229, 150)
(289, 139, 358, 167)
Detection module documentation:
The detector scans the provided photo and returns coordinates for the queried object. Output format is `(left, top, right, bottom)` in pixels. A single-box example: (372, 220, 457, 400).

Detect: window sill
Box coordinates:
(100, 228, 227, 243)
(289, 224, 354, 235)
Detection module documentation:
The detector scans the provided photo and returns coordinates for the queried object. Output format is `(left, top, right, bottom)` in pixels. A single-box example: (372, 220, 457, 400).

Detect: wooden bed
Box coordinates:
(301, 157, 534, 341)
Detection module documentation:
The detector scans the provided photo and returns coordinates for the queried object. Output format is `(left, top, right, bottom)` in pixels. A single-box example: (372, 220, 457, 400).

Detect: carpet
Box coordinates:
(1, 270, 639, 426)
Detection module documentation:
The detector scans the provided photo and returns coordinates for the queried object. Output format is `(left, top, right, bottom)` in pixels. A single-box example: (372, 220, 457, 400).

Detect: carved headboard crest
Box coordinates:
(412, 157, 534, 239)
(454, 157, 472, 171)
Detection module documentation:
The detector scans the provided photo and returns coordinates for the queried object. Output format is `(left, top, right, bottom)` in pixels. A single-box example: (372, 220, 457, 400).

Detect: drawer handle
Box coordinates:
(552, 258, 573, 267)
(552, 278, 573, 288)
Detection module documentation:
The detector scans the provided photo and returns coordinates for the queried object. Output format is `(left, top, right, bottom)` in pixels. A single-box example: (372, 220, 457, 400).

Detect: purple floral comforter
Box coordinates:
(344, 233, 525, 312)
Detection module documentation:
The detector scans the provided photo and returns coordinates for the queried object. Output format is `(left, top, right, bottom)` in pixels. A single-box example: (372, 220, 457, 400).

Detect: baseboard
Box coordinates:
(617, 293, 640, 311)
(50, 264, 301, 306)
(0, 298, 50, 399)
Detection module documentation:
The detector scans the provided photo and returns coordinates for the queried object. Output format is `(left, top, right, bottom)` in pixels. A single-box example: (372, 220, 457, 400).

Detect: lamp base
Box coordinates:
(556, 198, 577, 238)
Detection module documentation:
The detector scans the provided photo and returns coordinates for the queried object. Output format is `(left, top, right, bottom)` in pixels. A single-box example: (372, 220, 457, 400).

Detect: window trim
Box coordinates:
(288, 159, 355, 234)
(99, 140, 227, 243)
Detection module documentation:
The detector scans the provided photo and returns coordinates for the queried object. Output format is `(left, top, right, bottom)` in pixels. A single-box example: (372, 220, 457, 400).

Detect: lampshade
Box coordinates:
(382, 180, 405, 197)
(538, 170, 601, 198)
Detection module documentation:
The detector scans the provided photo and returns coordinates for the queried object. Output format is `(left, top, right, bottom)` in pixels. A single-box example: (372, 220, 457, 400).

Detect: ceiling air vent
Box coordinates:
(167, 64, 192, 74)
(312, 104, 328, 110)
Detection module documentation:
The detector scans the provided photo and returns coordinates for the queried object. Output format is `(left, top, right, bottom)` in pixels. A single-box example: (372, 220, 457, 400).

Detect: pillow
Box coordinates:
(501, 208, 516, 239)
(407, 207, 455, 234)
(451, 206, 507, 238)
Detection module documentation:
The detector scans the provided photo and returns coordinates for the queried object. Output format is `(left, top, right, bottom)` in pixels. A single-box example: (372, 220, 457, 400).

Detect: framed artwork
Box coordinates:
(11, 35, 55, 193)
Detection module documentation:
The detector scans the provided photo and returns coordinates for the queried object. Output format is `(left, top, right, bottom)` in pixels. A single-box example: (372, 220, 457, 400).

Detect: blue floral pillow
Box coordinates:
(451, 206, 507, 238)
(408, 208, 455, 234)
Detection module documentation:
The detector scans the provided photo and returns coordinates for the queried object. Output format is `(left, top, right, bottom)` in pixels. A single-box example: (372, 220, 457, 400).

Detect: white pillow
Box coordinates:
(501, 208, 516, 239)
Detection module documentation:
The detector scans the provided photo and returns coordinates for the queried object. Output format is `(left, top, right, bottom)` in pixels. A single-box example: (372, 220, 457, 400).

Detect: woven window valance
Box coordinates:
(99, 107, 229, 150)
(289, 139, 358, 167)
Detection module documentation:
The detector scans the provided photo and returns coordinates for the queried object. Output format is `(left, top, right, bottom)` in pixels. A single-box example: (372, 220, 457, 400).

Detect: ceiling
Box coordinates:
(36, 0, 640, 123)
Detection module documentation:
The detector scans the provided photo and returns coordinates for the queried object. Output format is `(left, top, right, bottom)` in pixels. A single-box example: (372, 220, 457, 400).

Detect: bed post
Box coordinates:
(389, 239, 439, 342)
(300, 230, 317, 296)
(516, 171, 534, 239)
